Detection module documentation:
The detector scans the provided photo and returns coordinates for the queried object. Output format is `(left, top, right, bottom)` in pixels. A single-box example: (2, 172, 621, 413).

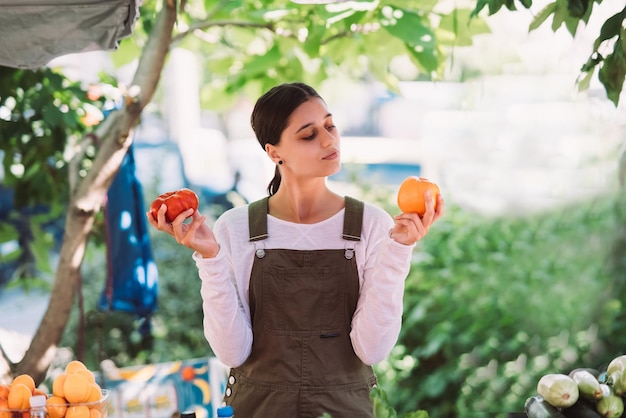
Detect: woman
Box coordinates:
(148, 82, 444, 417)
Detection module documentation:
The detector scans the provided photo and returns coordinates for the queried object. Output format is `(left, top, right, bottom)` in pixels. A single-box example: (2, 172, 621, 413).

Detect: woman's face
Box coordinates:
(267, 97, 341, 179)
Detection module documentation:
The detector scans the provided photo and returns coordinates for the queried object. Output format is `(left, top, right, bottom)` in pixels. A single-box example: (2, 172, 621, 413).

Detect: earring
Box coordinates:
(278, 160, 283, 165)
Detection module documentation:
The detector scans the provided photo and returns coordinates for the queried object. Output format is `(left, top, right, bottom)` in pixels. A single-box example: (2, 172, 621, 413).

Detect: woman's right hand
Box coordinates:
(147, 204, 220, 258)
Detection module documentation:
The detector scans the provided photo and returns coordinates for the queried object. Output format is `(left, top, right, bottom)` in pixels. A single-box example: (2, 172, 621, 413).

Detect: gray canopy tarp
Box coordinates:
(0, 0, 141, 69)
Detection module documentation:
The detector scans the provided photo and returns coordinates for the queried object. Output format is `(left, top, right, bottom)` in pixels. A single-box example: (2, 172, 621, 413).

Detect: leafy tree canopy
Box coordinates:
(2, 0, 491, 209)
(471, 0, 626, 105)
(0, 0, 490, 382)
(113, 0, 491, 110)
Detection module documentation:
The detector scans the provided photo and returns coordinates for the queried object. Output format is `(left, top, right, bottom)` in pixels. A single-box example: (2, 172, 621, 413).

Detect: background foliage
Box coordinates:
(472, 0, 626, 106)
(1, 0, 625, 415)
(58, 179, 624, 417)
(378, 192, 622, 416)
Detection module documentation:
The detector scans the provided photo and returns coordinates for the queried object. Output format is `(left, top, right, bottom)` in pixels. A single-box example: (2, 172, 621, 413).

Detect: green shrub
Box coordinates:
(375, 194, 622, 417)
(64, 185, 624, 418)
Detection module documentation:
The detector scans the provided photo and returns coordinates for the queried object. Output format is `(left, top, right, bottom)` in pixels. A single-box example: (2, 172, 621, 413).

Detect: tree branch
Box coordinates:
(0, 342, 15, 384)
(171, 20, 274, 44)
(16, 0, 179, 385)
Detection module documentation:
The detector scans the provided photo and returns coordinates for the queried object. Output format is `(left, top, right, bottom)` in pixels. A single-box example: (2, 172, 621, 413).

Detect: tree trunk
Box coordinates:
(2, 0, 178, 385)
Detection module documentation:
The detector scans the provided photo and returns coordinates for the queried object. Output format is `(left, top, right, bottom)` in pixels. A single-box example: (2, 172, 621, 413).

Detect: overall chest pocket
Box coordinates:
(261, 265, 346, 336)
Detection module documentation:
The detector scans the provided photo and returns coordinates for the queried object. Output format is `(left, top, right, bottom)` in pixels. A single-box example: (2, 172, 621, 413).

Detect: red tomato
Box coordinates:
(397, 176, 440, 216)
(150, 188, 199, 223)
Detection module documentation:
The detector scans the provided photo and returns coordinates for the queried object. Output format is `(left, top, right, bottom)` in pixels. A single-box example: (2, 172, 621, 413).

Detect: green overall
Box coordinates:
(223, 196, 377, 417)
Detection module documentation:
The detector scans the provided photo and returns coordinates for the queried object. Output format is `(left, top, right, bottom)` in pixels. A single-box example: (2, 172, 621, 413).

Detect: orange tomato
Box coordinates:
(397, 176, 440, 216)
(150, 188, 199, 223)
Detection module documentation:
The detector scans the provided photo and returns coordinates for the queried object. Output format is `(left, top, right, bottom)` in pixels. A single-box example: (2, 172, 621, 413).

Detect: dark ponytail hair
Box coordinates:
(251, 82, 322, 196)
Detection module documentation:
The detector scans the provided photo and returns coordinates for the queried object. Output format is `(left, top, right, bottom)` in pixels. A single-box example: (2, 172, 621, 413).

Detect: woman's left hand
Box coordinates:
(390, 191, 444, 245)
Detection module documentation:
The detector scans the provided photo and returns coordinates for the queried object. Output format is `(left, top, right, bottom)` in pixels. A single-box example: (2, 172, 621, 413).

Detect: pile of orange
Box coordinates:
(0, 361, 106, 418)
(49, 361, 105, 418)
(0, 373, 47, 416)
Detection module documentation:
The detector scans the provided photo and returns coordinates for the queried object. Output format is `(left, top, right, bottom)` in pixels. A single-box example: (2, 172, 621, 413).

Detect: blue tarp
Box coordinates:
(99, 144, 158, 334)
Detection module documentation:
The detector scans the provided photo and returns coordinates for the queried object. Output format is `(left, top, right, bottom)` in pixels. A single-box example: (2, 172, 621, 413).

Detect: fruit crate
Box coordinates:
(0, 389, 110, 418)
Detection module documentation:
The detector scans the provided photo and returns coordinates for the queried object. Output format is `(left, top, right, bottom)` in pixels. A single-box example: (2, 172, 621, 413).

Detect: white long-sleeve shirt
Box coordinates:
(193, 201, 414, 368)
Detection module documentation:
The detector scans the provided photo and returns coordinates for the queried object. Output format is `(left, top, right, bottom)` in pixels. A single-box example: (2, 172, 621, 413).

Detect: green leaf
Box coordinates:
(378, 5, 440, 75)
(0, 222, 19, 243)
(576, 67, 594, 92)
(593, 7, 626, 50)
(110, 38, 143, 68)
(579, 0, 599, 24)
(241, 43, 283, 76)
(405, 411, 429, 418)
(44, 72, 65, 91)
(551, 0, 569, 32)
(580, 52, 603, 72)
(566, 0, 587, 18)
(408, 48, 440, 74)
(488, 0, 509, 14)
(470, 0, 490, 18)
(22, 160, 41, 182)
(42, 103, 64, 127)
(471, 0, 507, 16)
(439, 9, 491, 47)
(379, 6, 435, 50)
(303, 19, 325, 57)
(370, 386, 398, 418)
(529, 2, 557, 31)
(505, 0, 517, 11)
(564, 14, 580, 36)
(599, 35, 626, 106)
(338, 9, 369, 29)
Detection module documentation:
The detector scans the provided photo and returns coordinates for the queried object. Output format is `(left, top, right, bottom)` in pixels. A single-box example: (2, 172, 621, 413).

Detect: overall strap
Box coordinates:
(248, 197, 269, 242)
(248, 196, 363, 242)
(342, 196, 364, 242)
